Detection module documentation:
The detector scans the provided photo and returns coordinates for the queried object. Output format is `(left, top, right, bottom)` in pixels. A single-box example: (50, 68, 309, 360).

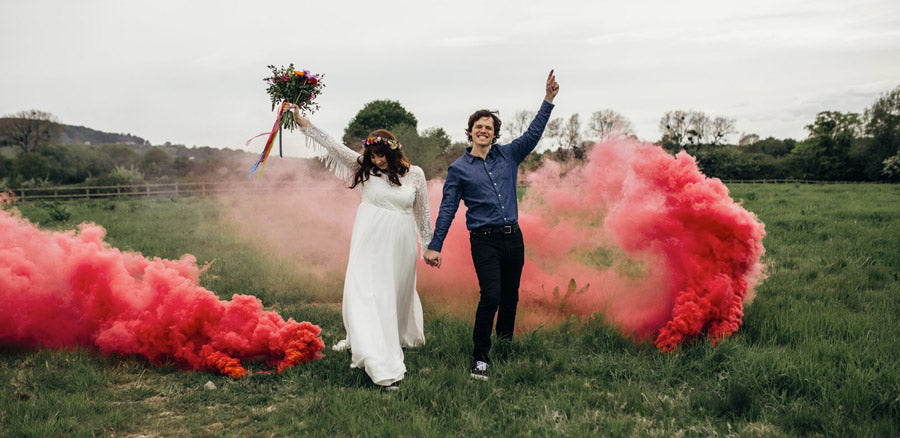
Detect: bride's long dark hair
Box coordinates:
(349, 129, 411, 188)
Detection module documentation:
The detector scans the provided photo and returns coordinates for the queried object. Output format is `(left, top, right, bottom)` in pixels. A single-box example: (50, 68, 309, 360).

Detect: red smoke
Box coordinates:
(215, 137, 765, 352)
(416, 137, 765, 350)
(0, 195, 324, 377)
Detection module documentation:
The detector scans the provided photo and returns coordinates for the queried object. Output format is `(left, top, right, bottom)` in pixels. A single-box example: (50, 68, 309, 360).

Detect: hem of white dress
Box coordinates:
(401, 339, 425, 348)
(373, 374, 404, 387)
(349, 362, 406, 387)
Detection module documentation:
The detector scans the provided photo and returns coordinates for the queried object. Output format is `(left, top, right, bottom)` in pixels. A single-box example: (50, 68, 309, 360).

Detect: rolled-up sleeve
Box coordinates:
(509, 100, 554, 164)
(427, 166, 462, 252)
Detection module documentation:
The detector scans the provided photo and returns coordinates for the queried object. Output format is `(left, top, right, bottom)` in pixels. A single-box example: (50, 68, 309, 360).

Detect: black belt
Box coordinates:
(470, 224, 520, 235)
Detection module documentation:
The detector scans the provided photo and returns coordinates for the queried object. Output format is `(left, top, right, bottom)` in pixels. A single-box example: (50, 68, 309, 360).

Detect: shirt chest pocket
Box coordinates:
(459, 177, 492, 207)
(484, 158, 513, 194)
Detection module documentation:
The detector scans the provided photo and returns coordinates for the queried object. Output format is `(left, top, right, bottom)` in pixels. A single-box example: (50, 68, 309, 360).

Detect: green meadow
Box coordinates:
(1, 183, 898, 437)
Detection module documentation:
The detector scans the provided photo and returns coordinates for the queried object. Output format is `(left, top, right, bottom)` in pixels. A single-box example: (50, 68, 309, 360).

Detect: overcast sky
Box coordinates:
(2, 0, 898, 154)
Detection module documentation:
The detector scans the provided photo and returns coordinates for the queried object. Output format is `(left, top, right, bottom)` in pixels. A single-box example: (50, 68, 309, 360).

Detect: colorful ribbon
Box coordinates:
(247, 101, 289, 178)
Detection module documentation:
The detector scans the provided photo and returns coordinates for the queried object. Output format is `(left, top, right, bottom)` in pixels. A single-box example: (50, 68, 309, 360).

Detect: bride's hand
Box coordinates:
(424, 249, 441, 268)
(282, 103, 310, 127)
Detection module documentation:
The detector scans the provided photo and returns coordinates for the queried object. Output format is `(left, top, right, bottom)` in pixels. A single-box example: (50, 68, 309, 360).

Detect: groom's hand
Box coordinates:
(544, 69, 559, 103)
(424, 249, 442, 268)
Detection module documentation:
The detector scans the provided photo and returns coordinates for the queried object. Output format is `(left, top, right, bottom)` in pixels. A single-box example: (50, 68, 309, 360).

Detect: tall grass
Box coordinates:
(1, 185, 898, 437)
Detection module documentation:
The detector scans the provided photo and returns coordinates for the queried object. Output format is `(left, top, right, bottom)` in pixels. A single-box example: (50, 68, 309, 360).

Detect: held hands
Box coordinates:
(423, 249, 442, 268)
(544, 69, 559, 103)
(281, 103, 310, 127)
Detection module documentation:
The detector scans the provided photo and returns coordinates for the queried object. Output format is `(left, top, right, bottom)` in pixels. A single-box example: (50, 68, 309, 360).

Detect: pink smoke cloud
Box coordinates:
(507, 138, 766, 350)
(217, 136, 765, 351)
(0, 194, 324, 377)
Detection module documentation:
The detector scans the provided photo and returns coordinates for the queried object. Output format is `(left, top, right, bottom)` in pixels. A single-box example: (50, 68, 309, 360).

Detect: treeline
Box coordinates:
(338, 87, 899, 182)
(515, 85, 900, 182)
(2, 85, 898, 189)
(57, 124, 151, 146)
(0, 117, 258, 190)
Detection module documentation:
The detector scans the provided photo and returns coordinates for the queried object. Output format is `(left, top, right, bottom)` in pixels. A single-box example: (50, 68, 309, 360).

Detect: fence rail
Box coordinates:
(5, 179, 894, 201)
(7, 182, 306, 201)
(719, 179, 891, 184)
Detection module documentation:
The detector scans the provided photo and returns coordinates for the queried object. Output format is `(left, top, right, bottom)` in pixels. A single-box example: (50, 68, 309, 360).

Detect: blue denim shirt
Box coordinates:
(428, 100, 554, 252)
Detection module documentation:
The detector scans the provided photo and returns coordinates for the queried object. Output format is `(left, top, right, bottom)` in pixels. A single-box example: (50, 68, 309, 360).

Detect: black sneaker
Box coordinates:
(469, 361, 489, 381)
(384, 380, 401, 391)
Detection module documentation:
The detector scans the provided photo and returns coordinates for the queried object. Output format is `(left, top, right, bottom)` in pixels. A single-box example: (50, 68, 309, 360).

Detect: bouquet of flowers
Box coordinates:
(264, 63, 324, 131)
(247, 64, 325, 177)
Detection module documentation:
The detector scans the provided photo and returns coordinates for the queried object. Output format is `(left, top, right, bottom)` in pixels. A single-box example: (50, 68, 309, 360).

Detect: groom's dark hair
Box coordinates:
(466, 110, 502, 144)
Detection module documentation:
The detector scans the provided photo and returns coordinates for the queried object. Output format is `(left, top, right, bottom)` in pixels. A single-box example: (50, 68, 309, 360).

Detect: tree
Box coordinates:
(0, 156, 9, 179)
(390, 125, 452, 178)
(659, 110, 735, 151)
(863, 85, 900, 178)
(11, 153, 50, 182)
(708, 116, 737, 145)
(883, 152, 900, 181)
(342, 100, 417, 147)
(41, 144, 114, 184)
(98, 143, 140, 168)
(172, 156, 194, 178)
(0, 109, 62, 154)
(504, 110, 536, 141)
(587, 109, 634, 141)
(659, 110, 689, 151)
(139, 147, 173, 180)
(560, 114, 582, 150)
(685, 111, 710, 145)
(806, 111, 862, 139)
(542, 117, 563, 150)
(738, 133, 760, 147)
(793, 111, 862, 180)
(865, 85, 900, 142)
(744, 136, 795, 157)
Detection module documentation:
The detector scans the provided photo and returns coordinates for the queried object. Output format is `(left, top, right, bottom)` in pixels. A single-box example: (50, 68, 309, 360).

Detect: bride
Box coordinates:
(283, 103, 432, 390)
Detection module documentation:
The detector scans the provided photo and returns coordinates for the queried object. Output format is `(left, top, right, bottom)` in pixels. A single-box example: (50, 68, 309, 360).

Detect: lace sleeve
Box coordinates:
(411, 166, 433, 255)
(299, 124, 360, 181)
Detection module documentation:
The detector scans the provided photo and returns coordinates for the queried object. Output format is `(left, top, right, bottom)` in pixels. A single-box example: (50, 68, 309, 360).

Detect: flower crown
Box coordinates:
(362, 136, 402, 150)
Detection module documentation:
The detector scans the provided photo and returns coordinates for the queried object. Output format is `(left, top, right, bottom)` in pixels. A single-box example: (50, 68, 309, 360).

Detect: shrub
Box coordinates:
(84, 166, 145, 190)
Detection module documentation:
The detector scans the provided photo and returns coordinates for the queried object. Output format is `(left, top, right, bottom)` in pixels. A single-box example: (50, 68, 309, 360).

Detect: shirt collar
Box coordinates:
(464, 145, 495, 163)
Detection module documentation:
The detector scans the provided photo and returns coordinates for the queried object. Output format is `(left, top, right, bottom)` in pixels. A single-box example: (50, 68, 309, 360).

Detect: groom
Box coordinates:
(424, 70, 559, 380)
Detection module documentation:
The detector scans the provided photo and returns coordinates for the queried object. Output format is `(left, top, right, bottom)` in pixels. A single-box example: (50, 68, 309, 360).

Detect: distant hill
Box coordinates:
(57, 124, 150, 146)
(1, 119, 260, 164)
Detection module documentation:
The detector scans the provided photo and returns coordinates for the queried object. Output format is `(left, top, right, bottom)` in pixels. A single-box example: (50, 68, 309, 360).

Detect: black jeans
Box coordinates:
(469, 227, 525, 363)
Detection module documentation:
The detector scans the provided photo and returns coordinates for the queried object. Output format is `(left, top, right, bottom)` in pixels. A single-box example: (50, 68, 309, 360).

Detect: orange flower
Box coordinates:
(294, 71, 304, 76)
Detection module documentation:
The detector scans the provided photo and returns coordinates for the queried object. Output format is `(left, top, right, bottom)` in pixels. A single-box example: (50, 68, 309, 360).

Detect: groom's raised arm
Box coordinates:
(507, 101, 554, 164)
(507, 70, 559, 163)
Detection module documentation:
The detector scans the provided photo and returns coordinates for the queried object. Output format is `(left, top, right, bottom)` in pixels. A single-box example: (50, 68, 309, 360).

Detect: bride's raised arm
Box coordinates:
(284, 104, 359, 181)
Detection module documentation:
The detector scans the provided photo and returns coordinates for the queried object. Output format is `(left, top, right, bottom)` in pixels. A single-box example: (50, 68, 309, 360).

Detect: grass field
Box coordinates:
(2, 183, 899, 437)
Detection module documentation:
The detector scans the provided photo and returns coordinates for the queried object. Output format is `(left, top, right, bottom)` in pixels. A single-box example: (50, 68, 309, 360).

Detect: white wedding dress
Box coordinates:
(300, 124, 432, 386)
